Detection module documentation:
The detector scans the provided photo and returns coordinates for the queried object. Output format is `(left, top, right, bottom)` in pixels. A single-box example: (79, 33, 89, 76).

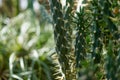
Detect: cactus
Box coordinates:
(48, 0, 120, 79)
(74, 7, 87, 77)
(90, 0, 103, 65)
(101, 0, 120, 79)
(90, 0, 120, 79)
(48, 0, 76, 80)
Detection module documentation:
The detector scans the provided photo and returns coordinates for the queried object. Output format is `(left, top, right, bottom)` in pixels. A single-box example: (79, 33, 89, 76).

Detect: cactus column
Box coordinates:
(74, 7, 87, 77)
(102, 0, 120, 79)
(91, 0, 103, 64)
(48, 0, 76, 80)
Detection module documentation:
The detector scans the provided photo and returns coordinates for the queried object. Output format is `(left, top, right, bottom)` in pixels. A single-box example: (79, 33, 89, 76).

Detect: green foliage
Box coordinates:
(0, 0, 120, 80)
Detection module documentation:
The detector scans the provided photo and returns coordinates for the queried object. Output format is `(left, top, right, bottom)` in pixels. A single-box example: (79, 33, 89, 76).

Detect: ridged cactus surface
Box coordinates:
(48, 0, 76, 80)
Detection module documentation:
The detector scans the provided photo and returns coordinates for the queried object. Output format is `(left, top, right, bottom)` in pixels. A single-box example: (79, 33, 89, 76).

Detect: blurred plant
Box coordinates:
(0, 9, 54, 80)
(0, 0, 20, 17)
(0, 43, 9, 80)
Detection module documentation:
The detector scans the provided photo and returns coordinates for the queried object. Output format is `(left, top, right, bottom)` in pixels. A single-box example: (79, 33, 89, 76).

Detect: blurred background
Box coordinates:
(0, 0, 56, 80)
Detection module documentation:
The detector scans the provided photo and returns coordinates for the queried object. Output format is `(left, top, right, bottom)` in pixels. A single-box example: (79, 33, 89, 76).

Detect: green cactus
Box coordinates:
(90, 0, 103, 64)
(48, 0, 120, 79)
(74, 7, 87, 77)
(48, 0, 76, 80)
(102, 0, 120, 79)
